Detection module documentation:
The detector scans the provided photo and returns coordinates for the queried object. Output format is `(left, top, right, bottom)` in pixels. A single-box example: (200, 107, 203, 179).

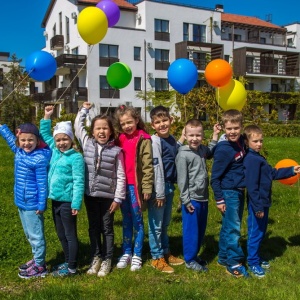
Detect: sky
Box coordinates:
(0, 0, 300, 66)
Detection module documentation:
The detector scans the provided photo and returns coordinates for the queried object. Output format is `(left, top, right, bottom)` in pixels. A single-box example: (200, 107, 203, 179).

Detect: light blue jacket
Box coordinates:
(40, 119, 85, 210)
(0, 124, 51, 211)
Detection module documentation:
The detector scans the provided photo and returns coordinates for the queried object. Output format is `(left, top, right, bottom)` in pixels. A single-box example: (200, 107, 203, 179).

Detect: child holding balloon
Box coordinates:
(243, 125, 300, 278)
(114, 105, 154, 272)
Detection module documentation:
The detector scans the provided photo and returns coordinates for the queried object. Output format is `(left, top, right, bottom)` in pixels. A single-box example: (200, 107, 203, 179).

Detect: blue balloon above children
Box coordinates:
(96, 0, 120, 27)
(25, 51, 57, 81)
(167, 58, 198, 94)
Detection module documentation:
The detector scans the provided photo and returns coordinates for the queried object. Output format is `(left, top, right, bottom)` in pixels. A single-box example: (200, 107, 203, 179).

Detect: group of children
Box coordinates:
(0, 104, 299, 279)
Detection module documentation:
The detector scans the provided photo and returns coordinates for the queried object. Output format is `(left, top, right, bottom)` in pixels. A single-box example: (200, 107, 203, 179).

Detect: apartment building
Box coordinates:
(33, 0, 300, 121)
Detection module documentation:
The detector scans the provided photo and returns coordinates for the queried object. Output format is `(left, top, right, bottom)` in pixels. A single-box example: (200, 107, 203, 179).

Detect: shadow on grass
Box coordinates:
(260, 233, 289, 261)
(287, 234, 300, 246)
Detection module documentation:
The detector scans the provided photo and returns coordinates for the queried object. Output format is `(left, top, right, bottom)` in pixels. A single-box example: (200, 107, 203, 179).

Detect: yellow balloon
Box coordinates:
(77, 7, 108, 45)
(216, 79, 247, 111)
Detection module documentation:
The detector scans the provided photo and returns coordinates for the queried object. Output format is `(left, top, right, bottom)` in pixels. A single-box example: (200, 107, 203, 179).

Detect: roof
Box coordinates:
(222, 13, 286, 32)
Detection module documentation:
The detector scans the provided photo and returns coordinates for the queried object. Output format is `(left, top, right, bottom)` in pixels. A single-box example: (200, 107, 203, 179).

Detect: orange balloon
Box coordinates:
(275, 159, 300, 185)
(205, 59, 233, 87)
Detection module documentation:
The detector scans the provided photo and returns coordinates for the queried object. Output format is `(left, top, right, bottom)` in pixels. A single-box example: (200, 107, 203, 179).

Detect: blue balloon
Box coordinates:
(167, 58, 198, 94)
(25, 51, 57, 81)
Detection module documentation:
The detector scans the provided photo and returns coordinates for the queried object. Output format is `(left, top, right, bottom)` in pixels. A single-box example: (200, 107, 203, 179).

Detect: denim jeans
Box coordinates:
(182, 200, 208, 263)
(18, 208, 46, 266)
(148, 182, 174, 259)
(52, 201, 78, 269)
(120, 185, 144, 257)
(218, 189, 245, 266)
(247, 205, 269, 266)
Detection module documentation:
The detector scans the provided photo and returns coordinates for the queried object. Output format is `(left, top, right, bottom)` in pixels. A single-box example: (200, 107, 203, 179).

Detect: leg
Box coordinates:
(198, 201, 208, 256)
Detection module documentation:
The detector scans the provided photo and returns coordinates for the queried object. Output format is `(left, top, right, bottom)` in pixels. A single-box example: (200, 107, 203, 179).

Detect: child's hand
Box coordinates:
(36, 210, 44, 214)
(217, 203, 226, 214)
(294, 165, 300, 173)
(255, 211, 264, 218)
(72, 209, 78, 216)
(155, 198, 165, 207)
(143, 193, 151, 201)
(187, 205, 195, 213)
(44, 105, 54, 119)
(109, 201, 120, 213)
(82, 102, 93, 110)
(212, 123, 222, 141)
(178, 127, 186, 144)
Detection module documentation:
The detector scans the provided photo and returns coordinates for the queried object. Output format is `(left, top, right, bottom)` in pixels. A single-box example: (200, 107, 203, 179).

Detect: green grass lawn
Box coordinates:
(1, 137, 300, 299)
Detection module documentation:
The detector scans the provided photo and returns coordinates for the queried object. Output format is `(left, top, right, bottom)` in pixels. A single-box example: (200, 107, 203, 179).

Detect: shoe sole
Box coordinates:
(225, 269, 248, 278)
(18, 272, 48, 279)
(151, 265, 174, 273)
(168, 262, 184, 266)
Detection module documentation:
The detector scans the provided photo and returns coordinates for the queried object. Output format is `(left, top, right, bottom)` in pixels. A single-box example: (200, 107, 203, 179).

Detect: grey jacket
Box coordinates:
(175, 141, 217, 207)
(75, 108, 126, 201)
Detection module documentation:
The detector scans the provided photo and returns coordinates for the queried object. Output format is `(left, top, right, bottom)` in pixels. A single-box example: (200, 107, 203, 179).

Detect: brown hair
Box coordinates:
(185, 119, 203, 128)
(243, 124, 263, 141)
(90, 114, 116, 141)
(114, 105, 148, 133)
(150, 105, 171, 121)
(221, 109, 243, 126)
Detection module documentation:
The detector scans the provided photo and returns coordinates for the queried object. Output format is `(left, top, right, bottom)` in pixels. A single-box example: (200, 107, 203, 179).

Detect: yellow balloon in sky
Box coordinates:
(216, 79, 247, 111)
(77, 7, 108, 45)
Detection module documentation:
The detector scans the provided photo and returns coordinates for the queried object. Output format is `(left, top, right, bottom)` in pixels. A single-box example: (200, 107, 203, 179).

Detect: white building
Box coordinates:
(34, 0, 300, 121)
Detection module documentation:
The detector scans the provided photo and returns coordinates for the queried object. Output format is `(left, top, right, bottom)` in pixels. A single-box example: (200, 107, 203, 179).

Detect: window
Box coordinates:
(134, 47, 141, 61)
(224, 55, 230, 62)
(99, 44, 119, 66)
(134, 77, 141, 91)
(59, 12, 62, 35)
(100, 75, 120, 98)
(72, 47, 78, 55)
(191, 52, 206, 70)
(246, 57, 254, 73)
(245, 82, 254, 90)
(53, 24, 56, 36)
(193, 24, 206, 42)
(287, 38, 293, 47)
(183, 23, 189, 41)
(260, 37, 266, 44)
(155, 78, 169, 91)
(65, 16, 70, 44)
(155, 19, 170, 41)
(155, 49, 169, 70)
(228, 34, 242, 41)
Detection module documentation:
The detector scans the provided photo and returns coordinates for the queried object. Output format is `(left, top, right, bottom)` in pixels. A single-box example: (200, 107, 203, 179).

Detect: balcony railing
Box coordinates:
(50, 35, 64, 50)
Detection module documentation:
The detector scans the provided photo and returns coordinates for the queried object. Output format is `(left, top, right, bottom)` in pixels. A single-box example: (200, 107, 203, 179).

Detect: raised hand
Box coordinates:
(44, 105, 55, 119)
(82, 102, 93, 110)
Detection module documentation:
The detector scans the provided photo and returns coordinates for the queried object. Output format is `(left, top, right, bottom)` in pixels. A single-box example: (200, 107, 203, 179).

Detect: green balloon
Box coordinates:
(106, 62, 132, 89)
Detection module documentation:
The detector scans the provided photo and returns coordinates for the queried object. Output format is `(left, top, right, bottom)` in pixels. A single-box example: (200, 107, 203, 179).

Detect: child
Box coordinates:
(0, 122, 51, 279)
(176, 119, 220, 272)
(148, 105, 185, 273)
(114, 105, 154, 271)
(40, 105, 85, 277)
(75, 102, 126, 277)
(210, 109, 249, 278)
(243, 125, 300, 278)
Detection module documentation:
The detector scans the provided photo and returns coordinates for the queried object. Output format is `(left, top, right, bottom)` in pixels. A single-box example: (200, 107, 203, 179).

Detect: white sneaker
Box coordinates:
(97, 259, 112, 277)
(87, 257, 102, 275)
(116, 254, 132, 269)
(130, 255, 142, 271)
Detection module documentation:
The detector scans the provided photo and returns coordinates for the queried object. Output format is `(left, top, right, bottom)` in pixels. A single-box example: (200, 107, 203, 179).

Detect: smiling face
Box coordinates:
(92, 119, 112, 145)
(223, 121, 242, 143)
(119, 113, 138, 135)
(185, 125, 203, 150)
(151, 115, 172, 138)
(54, 133, 72, 152)
(18, 133, 38, 153)
(246, 133, 263, 153)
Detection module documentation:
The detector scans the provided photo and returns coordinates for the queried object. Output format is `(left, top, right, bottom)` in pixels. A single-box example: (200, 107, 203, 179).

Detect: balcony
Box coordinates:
(155, 32, 170, 42)
(100, 89, 120, 98)
(50, 35, 64, 50)
(155, 61, 170, 70)
(31, 87, 87, 103)
(233, 47, 300, 77)
(55, 54, 87, 75)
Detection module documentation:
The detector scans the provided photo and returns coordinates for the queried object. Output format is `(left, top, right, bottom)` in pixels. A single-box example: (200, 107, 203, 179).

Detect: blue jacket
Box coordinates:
(40, 119, 85, 210)
(244, 149, 295, 212)
(0, 124, 51, 211)
(211, 136, 246, 201)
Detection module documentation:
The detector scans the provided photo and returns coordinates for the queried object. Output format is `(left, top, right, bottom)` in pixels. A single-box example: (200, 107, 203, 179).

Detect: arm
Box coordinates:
(71, 153, 85, 212)
(35, 159, 49, 212)
(0, 124, 18, 153)
(271, 166, 296, 180)
(39, 105, 55, 148)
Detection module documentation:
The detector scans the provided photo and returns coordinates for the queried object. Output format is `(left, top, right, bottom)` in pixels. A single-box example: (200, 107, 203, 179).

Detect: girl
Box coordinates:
(0, 122, 51, 279)
(40, 105, 85, 277)
(74, 102, 126, 277)
(114, 105, 153, 271)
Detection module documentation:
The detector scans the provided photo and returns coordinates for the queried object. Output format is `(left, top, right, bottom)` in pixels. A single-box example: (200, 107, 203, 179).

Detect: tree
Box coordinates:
(0, 54, 35, 132)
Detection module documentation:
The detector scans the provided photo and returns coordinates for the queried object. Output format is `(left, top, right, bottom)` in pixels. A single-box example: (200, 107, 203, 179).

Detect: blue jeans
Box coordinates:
(247, 205, 269, 266)
(18, 208, 46, 266)
(182, 200, 208, 263)
(148, 182, 174, 259)
(218, 189, 245, 266)
(120, 185, 144, 257)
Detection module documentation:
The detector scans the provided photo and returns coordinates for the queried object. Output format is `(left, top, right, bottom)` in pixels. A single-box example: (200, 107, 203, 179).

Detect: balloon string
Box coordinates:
(105, 89, 116, 115)
(52, 45, 94, 107)
(184, 95, 186, 122)
(216, 87, 220, 123)
(0, 71, 32, 106)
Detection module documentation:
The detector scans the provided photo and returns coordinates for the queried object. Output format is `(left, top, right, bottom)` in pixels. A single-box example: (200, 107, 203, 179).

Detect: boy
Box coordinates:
(175, 119, 220, 272)
(210, 109, 248, 278)
(243, 125, 300, 278)
(148, 105, 185, 273)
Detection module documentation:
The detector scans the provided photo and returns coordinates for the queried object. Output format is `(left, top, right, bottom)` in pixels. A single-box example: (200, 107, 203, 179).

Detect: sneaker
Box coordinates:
(52, 262, 68, 271)
(97, 259, 112, 277)
(18, 264, 48, 279)
(19, 259, 35, 271)
(116, 254, 132, 269)
(87, 257, 102, 275)
(249, 265, 265, 278)
(185, 260, 208, 272)
(196, 257, 208, 267)
(130, 255, 142, 271)
(217, 260, 227, 267)
(226, 264, 249, 278)
(151, 257, 174, 273)
(52, 268, 76, 277)
(260, 260, 270, 269)
(164, 253, 184, 266)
